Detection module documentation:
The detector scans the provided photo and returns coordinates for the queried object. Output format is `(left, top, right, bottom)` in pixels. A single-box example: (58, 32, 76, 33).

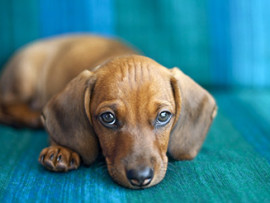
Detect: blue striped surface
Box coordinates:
(208, 0, 270, 87)
(0, 0, 270, 87)
(39, 0, 114, 37)
(208, 0, 231, 86)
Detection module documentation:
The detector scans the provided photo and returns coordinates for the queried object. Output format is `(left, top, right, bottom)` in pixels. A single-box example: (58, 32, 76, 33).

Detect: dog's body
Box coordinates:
(0, 35, 217, 189)
(0, 35, 135, 128)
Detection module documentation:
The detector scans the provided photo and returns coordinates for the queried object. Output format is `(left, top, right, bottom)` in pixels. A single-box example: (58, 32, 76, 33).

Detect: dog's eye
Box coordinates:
(156, 111, 172, 126)
(99, 112, 117, 128)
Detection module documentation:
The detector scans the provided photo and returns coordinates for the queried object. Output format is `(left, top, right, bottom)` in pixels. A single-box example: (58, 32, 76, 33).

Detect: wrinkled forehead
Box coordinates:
(93, 56, 173, 101)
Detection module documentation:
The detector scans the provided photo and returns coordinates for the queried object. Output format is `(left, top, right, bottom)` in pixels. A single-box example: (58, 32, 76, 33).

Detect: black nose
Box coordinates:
(126, 167, 154, 187)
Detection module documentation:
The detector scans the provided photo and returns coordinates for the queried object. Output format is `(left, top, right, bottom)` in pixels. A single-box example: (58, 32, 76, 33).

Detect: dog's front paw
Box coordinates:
(39, 146, 80, 172)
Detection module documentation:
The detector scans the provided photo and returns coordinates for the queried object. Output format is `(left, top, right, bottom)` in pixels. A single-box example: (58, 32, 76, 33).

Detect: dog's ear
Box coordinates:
(168, 68, 217, 160)
(41, 70, 99, 165)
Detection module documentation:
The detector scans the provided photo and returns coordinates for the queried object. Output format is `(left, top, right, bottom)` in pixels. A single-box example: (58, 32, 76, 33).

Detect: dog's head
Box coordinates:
(42, 55, 217, 189)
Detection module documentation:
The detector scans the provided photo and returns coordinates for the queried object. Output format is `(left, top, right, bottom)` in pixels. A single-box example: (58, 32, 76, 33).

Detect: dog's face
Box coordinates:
(91, 58, 176, 188)
(43, 55, 217, 189)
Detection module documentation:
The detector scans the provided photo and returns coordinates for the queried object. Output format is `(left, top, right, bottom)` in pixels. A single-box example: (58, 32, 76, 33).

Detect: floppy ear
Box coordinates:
(168, 68, 217, 160)
(41, 70, 99, 165)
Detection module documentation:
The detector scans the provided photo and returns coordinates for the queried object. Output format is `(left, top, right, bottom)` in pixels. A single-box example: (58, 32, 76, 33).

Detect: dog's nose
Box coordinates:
(126, 167, 154, 187)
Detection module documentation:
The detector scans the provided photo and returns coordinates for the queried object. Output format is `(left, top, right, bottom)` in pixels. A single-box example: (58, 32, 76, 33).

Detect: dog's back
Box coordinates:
(0, 35, 136, 128)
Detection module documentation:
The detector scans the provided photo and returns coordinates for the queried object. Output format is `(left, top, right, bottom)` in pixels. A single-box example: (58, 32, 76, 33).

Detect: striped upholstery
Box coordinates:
(0, 0, 270, 202)
(0, 0, 270, 87)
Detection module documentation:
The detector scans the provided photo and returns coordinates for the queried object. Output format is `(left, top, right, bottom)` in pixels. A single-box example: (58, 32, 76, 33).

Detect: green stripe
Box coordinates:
(0, 0, 13, 68)
(0, 0, 39, 69)
(10, 0, 40, 49)
(114, 0, 211, 85)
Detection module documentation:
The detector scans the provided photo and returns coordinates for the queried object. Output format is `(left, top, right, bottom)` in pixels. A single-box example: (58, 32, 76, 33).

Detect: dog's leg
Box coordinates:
(39, 145, 81, 172)
(0, 103, 42, 128)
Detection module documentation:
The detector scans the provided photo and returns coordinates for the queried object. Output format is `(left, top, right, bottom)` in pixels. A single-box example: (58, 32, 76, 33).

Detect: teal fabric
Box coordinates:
(1, 90, 270, 202)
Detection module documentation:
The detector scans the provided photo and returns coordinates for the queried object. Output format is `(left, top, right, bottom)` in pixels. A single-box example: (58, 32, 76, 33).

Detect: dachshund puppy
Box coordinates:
(0, 35, 217, 189)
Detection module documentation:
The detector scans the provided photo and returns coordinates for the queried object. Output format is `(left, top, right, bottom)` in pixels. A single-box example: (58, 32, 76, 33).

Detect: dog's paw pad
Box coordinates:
(39, 146, 80, 172)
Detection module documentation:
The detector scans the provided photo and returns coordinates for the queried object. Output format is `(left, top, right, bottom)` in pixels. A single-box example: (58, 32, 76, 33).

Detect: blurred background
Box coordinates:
(0, 0, 269, 88)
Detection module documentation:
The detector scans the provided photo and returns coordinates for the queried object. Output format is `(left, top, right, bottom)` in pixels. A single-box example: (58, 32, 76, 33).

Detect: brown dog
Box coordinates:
(0, 35, 217, 189)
